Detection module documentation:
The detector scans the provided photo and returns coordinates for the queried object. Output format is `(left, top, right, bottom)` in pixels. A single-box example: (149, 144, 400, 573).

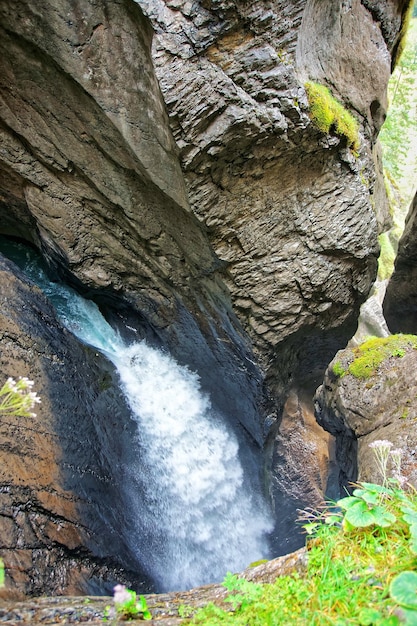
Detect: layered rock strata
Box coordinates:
(135, 0, 406, 388)
(135, 0, 408, 545)
(0, 0, 268, 446)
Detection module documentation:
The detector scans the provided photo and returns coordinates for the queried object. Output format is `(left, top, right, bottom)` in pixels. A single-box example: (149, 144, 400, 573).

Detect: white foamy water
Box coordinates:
(1, 239, 273, 591)
(114, 343, 272, 591)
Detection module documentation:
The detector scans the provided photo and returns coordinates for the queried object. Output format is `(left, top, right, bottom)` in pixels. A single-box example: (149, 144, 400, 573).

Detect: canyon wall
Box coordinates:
(0, 0, 410, 593)
(384, 190, 417, 331)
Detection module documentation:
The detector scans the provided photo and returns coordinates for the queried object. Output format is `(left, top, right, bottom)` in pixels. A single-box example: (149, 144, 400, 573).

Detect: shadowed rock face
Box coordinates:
(0, 0, 409, 596)
(384, 191, 417, 332)
(0, 0, 268, 446)
(0, 256, 154, 595)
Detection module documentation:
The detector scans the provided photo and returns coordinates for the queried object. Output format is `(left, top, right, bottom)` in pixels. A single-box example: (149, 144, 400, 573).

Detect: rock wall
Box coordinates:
(0, 0, 269, 446)
(135, 0, 407, 547)
(384, 190, 417, 331)
(315, 339, 417, 490)
(134, 0, 407, 395)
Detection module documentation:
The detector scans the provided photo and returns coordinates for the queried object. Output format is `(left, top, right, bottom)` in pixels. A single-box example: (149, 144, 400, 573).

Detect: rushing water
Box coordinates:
(0, 239, 272, 591)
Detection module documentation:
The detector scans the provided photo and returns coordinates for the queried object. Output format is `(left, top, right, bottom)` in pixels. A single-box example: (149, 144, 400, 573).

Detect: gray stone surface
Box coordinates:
(315, 341, 417, 489)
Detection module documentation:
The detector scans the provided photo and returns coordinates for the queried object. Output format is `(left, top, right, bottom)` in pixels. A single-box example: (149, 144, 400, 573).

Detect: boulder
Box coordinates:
(314, 335, 417, 490)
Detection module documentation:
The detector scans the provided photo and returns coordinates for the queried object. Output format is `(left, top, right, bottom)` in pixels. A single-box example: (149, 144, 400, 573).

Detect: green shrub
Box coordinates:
(305, 81, 360, 150)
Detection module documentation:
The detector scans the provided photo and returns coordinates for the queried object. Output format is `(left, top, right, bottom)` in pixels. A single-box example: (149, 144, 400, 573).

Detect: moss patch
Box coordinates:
(332, 361, 346, 378)
(305, 81, 360, 150)
(348, 334, 417, 379)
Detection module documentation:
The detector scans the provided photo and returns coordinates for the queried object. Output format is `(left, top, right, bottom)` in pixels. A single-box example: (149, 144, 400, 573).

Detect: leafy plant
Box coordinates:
(390, 571, 417, 609)
(110, 585, 152, 621)
(305, 81, 360, 150)
(222, 572, 263, 610)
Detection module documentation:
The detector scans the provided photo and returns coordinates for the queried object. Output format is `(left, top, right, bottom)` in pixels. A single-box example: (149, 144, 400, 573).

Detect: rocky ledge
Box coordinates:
(0, 549, 307, 624)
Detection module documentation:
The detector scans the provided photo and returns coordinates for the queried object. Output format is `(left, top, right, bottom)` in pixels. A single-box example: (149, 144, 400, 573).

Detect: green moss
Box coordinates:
(305, 81, 360, 150)
(401, 407, 409, 419)
(348, 334, 417, 379)
(332, 361, 346, 378)
(249, 559, 268, 568)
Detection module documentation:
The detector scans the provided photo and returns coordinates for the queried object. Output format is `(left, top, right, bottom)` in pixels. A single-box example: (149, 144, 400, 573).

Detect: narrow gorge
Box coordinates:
(0, 0, 414, 599)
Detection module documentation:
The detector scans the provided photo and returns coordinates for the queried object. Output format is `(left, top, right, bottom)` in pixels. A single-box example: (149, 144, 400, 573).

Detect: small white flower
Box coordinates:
(113, 584, 131, 606)
(369, 440, 393, 450)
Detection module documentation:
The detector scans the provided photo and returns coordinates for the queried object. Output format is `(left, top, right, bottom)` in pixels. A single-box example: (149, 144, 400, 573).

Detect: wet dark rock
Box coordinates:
(0, 256, 152, 595)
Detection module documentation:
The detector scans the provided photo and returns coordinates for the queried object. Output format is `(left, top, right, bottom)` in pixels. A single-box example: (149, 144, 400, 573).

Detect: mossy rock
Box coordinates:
(305, 81, 360, 150)
(348, 334, 417, 379)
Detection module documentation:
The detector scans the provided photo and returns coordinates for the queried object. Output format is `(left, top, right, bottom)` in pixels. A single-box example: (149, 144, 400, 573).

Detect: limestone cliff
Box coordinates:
(0, 0, 410, 595)
(135, 0, 405, 392)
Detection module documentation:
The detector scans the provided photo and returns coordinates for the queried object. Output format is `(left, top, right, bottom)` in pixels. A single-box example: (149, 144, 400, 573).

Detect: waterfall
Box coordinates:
(1, 239, 272, 591)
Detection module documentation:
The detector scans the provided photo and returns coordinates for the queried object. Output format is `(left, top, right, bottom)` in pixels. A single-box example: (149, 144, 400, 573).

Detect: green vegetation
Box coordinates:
(376, 1, 417, 283)
(332, 360, 346, 378)
(378, 231, 397, 281)
(392, 0, 415, 69)
(347, 334, 417, 379)
(106, 585, 152, 621)
(189, 444, 417, 625)
(305, 81, 360, 150)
